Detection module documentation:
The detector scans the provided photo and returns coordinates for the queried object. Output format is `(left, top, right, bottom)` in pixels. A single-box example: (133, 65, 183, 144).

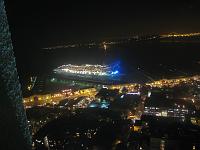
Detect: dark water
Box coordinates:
(16, 41, 200, 82)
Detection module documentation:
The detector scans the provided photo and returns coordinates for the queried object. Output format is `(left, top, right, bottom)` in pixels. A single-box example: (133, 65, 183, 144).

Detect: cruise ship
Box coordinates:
(54, 64, 119, 78)
(54, 64, 119, 77)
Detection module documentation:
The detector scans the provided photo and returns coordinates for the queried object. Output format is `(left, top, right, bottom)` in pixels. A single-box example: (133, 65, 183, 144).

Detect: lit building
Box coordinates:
(144, 94, 196, 120)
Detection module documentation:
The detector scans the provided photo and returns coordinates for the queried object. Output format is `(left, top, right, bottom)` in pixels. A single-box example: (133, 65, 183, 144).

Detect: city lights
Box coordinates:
(161, 32, 200, 38)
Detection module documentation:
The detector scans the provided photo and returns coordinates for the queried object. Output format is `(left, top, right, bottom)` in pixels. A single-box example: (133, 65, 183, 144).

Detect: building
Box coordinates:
(143, 93, 196, 120)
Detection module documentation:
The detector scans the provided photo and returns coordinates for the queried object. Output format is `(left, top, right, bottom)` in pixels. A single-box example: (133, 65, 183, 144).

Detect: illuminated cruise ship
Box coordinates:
(54, 64, 120, 77)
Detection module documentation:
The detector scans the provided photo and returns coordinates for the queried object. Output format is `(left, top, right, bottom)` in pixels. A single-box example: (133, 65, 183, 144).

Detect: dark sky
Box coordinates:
(5, 0, 200, 47)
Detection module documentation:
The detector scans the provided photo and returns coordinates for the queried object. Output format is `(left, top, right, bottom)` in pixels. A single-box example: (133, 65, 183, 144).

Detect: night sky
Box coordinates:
(6, 0, 200, 46)
(4, 0, 200, 77)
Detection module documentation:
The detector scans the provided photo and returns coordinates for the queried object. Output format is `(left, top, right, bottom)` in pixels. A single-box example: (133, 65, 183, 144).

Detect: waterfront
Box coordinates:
(18, 40, 200, 82)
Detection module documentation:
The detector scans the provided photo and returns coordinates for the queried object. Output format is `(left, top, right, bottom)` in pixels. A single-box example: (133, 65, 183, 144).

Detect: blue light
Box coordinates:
(111, 70, 119, 75)
(110, 61, 121, 75)
(89, 104, 98, 108)
(100, 104, 109, 109)
(100, 100, 109, 109)
(114, 70, 119, 74)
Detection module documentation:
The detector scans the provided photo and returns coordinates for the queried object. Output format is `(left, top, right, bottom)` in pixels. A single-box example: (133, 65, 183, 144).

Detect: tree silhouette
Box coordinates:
(0, 0, 32, 149)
